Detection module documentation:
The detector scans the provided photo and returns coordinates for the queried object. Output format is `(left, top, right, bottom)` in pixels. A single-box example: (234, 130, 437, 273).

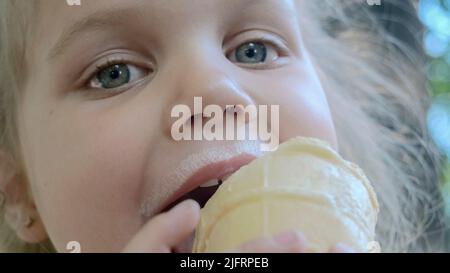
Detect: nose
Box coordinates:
(173, 53, 253, 108)
(163, 50, 255, 139)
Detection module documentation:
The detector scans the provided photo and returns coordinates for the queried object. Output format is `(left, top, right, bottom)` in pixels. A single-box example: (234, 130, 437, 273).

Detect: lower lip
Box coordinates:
(159, 154, 257, 213)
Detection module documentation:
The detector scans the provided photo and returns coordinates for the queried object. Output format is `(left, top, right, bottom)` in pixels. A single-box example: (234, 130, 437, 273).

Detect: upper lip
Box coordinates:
(156, 153, 257, 213)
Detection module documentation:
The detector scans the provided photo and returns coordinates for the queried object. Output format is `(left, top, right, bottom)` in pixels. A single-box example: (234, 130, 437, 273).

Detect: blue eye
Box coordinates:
(89, 62, 148, 90)
(96, 64, 130, 89)
(235, 42, 267, 63)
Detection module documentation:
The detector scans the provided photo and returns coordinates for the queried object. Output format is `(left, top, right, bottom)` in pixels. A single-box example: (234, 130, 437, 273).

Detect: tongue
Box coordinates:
(163, 184, 220, 212)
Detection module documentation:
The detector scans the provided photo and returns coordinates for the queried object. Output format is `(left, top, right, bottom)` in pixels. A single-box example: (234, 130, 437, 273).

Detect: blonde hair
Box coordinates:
(301, 0, 447, 252)
(0, 0, 446, 252)
(0, 0, 54, 253)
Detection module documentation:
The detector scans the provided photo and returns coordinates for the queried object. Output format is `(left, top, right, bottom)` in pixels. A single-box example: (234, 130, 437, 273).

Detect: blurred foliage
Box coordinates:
(428, 58, 450, 96)
(420, 0, 450, 184)
(420, 0, 450, 234)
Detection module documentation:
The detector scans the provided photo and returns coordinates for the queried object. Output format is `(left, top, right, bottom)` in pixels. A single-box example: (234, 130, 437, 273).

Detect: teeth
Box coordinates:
(199, 178, 220, 188)
(198, 173, 234, 188)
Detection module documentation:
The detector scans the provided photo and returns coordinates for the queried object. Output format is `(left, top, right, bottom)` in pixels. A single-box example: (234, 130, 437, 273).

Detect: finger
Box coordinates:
(229, 231, 307, 253)
(122, 199, 200, 253)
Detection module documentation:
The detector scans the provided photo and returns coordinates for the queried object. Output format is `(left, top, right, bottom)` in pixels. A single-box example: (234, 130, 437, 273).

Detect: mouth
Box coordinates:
(159, 154, 256, 213)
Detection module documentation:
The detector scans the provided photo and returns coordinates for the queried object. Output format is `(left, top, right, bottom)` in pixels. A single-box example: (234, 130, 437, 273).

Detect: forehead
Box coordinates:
(38, 0, 298, 28)
(34, 0, 299, 62)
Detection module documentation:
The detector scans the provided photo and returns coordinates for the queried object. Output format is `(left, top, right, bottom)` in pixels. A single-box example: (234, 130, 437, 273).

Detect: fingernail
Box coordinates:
(273, 231, 303, 245)
(172, 199, 200, 213)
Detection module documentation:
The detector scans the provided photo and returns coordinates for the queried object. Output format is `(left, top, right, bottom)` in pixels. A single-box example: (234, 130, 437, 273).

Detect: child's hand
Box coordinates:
(122, 199, 200, 253)
(121, 199, 355, 253)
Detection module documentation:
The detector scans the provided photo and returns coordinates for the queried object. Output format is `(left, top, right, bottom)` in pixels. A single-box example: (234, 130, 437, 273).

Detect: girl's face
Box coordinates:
(18, 0, 337, 252)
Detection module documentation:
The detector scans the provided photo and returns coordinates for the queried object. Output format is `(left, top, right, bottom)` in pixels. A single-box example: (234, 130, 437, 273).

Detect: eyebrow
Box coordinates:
(47, 8, 134, 61)
(47, 0, 292, 62)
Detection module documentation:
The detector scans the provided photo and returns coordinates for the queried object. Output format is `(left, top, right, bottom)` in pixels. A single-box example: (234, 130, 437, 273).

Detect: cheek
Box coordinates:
(22, 102, 152, 252)
(250, 63, 337, 149)
(280, 79, 337, 147)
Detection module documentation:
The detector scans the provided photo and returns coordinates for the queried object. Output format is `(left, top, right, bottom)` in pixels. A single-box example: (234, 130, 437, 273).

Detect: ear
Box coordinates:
(0, 151, 48, 244)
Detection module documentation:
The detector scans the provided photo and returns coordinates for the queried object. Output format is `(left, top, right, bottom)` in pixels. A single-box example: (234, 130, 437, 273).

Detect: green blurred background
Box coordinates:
(419, 0, 450, 221)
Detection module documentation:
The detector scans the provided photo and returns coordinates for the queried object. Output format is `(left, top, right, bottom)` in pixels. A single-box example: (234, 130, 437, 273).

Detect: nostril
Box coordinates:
(224, 105, 236, 113)
(224, 105, 246, 117)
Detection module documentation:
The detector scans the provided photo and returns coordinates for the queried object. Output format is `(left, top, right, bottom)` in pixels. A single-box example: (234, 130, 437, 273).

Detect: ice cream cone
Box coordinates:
(192, 137, 379, 252)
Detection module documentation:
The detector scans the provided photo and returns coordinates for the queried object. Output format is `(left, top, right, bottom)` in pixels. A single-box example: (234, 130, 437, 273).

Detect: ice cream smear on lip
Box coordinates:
(192, 137, 380, 253)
